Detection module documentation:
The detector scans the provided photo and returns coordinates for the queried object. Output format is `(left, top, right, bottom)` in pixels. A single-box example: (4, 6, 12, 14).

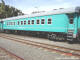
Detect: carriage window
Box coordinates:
(10, 22, 12, 25)
(7, 22, 8, 25)
(13, 22, 15, 25)
(11, 22, 12, 25)
(21, 21, 23, 25)
(37, 20, 40, 24)
(48, 18, 52, 24)
(14, 22, 15, 25)
(67, 13, 74, 24)
(9, 22, 11, 25)
(41, 19, 45, 24)
(32, 20, 34, 24)
(12, 22, 13, 25)
(12, 22, 14, 25)
(24, 21, 26, 25)
(28, 20, 30, 24)
(8, 22, 10, 25)
(18, 21, 19, 25)
(9, 22, 10, 25)
(70, 18, 73, 24)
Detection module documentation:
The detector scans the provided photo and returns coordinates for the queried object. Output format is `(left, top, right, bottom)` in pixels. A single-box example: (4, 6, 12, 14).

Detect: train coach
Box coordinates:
(0, 7, 80, 43)
(0, 21, 3, 32)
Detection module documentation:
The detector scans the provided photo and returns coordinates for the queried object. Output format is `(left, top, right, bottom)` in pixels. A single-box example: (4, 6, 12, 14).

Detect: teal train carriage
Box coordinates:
(1, 7, 80, 42)
(0, 20, 3, 32)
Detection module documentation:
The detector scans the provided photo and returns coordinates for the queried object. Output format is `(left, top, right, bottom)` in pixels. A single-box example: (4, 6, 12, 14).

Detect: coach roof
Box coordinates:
(2, 6, 80, 21)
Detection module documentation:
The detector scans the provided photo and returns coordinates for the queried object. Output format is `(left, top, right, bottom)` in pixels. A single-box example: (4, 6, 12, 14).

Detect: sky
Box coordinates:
(0, 0, 80, 14)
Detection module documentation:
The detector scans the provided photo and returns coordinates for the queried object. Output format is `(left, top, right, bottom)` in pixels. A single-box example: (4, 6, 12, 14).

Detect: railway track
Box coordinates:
(0, 33, 80, 58)
(0, 47, 24, 60)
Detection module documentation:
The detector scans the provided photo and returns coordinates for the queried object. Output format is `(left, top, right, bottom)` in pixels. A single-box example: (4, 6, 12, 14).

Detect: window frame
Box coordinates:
(12, 22, 14, 25)
(7, 22, 9, 25)
(17, 21, 19, 25)
(24, 20, 26, 25)
(36, 19, 40, 24)
(11, 22, 12, 25)
(48, 18, 52, 24)
(14, 22, 15, 25)
(31, 20, 34, 24)
(28, 20, 30, 25)
(9, 22, 10, 25)
(70, 18, 73, 24)
(41, 19, 45, 24)
(21, 21, 23, 25)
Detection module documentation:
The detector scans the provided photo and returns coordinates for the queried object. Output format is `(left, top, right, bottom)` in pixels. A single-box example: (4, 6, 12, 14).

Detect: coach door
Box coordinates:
(69, 17, 74, 30)
(67, 13, 74, 30)
(0, 21, 3, 31)
(67, 13, 75, 41)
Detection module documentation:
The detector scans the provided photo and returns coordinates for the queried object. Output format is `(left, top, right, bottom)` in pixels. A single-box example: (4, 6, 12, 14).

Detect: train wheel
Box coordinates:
(61, 35, 65, 41)
(68, 40, 74, 44)
(48, 34, 52, 40)
(48, 33, 56, 41)
(77, 37, 80, 42)
(77, 34, 80, 42)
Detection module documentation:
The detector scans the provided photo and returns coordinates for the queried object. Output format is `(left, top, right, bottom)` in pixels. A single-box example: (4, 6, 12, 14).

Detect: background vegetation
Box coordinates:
(0, 0, 24, 19)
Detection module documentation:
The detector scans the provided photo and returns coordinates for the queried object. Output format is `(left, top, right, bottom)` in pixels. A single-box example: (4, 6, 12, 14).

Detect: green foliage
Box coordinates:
(0, 0, 24, 19)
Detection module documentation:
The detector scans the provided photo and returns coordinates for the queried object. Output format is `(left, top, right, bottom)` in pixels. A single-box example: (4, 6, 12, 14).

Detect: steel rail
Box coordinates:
(0, 47, 24, 60)
(0, 33, 80, 58)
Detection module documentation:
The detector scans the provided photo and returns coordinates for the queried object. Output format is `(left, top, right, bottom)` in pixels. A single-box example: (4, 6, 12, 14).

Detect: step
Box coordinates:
(68, 32, 73, 34)
(67, 34, 73, 35)
(67, 39, 73, 41)
(67, 36, 73, 38)
(68, 30, 74, 32)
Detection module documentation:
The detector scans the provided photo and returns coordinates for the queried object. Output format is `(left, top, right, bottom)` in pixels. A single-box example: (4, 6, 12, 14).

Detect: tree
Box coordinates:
(0, 0, 5, 18)
(0, 0, 24, 19)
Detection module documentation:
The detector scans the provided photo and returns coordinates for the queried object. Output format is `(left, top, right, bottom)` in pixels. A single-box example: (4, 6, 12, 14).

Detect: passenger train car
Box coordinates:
(0, 7, 80, 43)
